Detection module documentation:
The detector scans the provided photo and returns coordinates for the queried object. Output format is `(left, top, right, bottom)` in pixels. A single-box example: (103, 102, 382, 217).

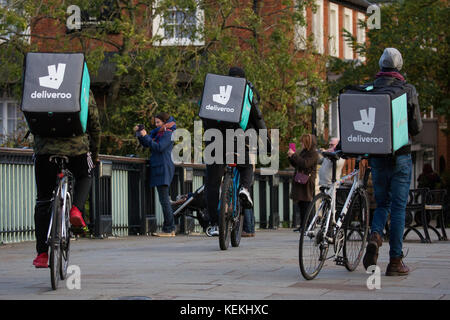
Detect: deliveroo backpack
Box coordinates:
(21, 52, 90, 137)
(199, 73, 253, 131)
(338, 83, 409, 155)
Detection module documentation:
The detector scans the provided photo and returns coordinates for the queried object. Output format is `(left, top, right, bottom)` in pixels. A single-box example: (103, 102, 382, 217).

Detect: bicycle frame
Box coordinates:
(305, 158, 363, 249)
(46, 159, 73, 245)
(217, 165, 240, 219)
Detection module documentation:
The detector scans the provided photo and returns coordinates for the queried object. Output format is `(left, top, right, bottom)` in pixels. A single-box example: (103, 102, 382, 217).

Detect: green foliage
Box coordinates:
(1, 0, 329, 169)
(328, 0, 449, 128)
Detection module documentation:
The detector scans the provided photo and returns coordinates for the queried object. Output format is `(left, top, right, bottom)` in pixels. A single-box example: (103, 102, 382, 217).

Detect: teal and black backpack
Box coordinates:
(338, 82, 410, 156)
(21, 52, 90, 137)
(199, 73, 254, 131)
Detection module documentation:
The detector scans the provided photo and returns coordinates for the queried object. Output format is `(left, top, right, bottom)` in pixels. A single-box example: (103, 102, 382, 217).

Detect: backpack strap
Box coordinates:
(247, 80, 261, 105)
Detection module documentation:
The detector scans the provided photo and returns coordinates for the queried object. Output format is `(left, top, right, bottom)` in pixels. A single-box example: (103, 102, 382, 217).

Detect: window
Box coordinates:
(153, 1, 204, 46)
(317, 104, 325, 136)
(294, 7, 307, 50)
(0, 0, 30, 43)
(312, 0, 324, 54)
(356, 12, 366, 62)
(328, 2, 339, 57)
(329, 99, 339, 138)
(343, 8, 353, 60)
(0, 100, 25, 142)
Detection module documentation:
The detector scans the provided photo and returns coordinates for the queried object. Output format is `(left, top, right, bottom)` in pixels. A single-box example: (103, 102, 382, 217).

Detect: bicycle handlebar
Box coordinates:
(322, 151, 342, 161)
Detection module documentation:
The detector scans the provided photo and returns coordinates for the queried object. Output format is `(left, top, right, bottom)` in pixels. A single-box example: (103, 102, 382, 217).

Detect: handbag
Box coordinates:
(294, 171, 310, 184)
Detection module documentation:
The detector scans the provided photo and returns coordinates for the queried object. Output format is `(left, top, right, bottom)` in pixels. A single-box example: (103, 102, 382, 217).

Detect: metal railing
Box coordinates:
(0, 147, 295, 244)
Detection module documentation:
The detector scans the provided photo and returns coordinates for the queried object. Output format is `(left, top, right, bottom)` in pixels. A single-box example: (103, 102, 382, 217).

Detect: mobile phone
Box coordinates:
(289, 143, 296, 152)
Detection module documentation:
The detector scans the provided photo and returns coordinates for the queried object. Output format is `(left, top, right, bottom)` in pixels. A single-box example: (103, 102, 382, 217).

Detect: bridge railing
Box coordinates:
(0, 147, 295, 244)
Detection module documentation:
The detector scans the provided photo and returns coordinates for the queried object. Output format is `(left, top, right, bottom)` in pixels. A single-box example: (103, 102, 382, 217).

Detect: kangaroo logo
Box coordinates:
(212, 85, 232, 105)
(353, 107, 376, 134)
(39, 63, 66, 90)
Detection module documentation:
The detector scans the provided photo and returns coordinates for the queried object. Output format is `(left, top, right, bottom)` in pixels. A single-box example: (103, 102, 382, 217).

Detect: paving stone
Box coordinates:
(0, 229, 449, 300)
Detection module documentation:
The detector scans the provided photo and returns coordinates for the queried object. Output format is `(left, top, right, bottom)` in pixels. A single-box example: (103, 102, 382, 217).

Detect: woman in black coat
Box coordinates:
(288, 134, 319, 231)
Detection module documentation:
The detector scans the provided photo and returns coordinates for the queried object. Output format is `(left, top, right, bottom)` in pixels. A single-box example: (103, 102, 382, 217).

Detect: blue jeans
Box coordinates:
(156, 185, 175, 233)
(369, 154, 412, 258)
(243, 209, 255, 233)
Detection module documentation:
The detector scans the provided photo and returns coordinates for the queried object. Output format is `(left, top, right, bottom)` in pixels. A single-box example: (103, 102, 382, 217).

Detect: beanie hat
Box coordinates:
(379, 48, 403, 71)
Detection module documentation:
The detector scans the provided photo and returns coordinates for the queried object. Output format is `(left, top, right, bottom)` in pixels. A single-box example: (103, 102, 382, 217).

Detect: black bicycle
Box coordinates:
(46, 155, 74, 290)
(217, 162, 244, 250)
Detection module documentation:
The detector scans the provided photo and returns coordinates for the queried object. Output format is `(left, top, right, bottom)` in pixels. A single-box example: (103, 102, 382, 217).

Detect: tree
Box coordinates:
(1, 0, 329, 170)
(329, 0, 449, 130)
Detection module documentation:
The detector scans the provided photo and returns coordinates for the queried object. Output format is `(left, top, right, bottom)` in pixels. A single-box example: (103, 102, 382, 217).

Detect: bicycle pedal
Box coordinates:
(335, 256, 346, 266)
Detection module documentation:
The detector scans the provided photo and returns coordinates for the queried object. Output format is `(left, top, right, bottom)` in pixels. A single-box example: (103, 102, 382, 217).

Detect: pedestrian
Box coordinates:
(288, 134, 319, 232)
(417, 163, 440, 190)
(318, 137, 346, 187)
(242, 208, 255, 237)
(135, 112, 177, 237)
(362, 48, 423, 276)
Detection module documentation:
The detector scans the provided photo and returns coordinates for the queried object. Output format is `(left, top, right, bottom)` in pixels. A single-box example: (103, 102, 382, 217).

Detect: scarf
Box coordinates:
(152, 121, 175, 140)
(375, 71, 405, 82)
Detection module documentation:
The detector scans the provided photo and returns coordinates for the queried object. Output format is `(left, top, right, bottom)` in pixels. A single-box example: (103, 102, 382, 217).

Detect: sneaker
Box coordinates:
(207, 225, 219, 237)
(70, 205, 86, 228)
(239, 187, 253, 209)
(154, 231, 176, 237)
(33, 253, 49, 268)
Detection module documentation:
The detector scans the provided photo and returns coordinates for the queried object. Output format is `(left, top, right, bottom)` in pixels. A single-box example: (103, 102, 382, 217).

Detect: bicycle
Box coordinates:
(46, 155, 74, 290)
(171, 164, 244, 245)
(214, 160, 244, 250)
(299, 151, 371, 280)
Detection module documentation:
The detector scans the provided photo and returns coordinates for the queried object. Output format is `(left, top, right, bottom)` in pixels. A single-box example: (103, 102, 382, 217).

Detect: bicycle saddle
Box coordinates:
(49, 155, 69, 164)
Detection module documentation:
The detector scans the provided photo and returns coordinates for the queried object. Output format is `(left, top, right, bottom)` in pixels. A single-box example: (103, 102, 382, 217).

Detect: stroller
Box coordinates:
(171, 185, 214, 236)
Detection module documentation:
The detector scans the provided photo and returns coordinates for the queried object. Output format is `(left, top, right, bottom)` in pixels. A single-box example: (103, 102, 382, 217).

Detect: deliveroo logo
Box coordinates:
(39, 63, 66, 90)
(353, 107, 376, 134)
(213, 85, 233, 105)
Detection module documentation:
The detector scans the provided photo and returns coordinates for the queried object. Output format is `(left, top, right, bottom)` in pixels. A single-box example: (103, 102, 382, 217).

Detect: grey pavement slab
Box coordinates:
(0, 229, 449, 300)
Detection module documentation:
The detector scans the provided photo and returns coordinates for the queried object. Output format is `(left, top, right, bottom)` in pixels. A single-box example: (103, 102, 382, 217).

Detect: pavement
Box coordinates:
(0, 228, 449, 300)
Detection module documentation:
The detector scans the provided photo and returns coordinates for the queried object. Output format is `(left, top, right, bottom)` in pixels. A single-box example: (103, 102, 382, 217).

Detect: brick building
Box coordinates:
(1, 0, 448, 184)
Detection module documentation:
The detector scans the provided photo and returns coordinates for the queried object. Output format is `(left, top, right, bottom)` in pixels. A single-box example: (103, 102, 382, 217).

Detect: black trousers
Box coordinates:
(203, 131, 256, 225)
(205, 163, 253, 225)
(34, 153, 93, 254)
(297, 200, 311, 228)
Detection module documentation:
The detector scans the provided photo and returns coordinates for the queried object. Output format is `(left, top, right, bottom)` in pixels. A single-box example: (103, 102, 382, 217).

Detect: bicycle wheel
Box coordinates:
(49, 189, 62, 290)
(231, 205, 244, 247)
(219, 172, 233, 250)
(60, 193, 71, 280)
(343, 189, 369, 272)
(299, 193, 330, 280)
